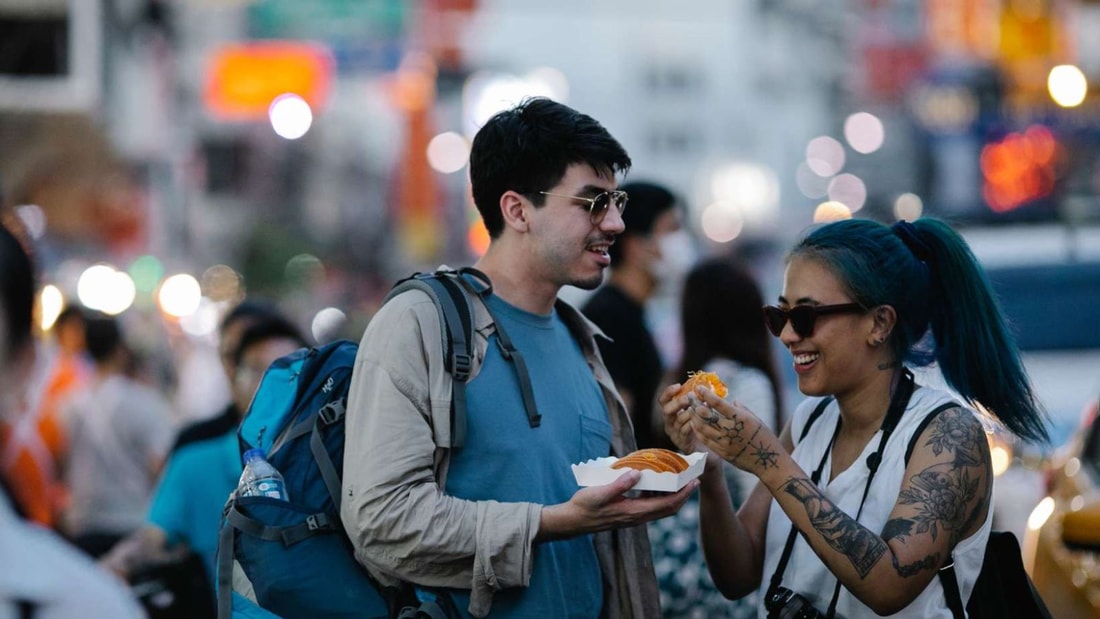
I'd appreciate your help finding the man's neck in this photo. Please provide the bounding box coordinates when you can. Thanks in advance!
[473,254,560,315]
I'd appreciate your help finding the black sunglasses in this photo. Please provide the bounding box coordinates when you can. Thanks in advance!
[540,190,628,223]
[762,303,864,338]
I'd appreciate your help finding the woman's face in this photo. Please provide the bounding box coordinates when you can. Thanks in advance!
[779,256,877,397]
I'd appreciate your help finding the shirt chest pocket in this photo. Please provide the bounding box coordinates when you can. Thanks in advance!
[579,415,613,462]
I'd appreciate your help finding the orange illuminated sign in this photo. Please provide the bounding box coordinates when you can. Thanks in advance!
[203,41,334,120]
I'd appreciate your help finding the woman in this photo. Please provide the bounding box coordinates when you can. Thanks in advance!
[659,218,1048,617]
[649,257,785,618]
[0,224,143,618]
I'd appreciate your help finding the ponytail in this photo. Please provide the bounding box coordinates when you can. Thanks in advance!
[910,219,1049,444]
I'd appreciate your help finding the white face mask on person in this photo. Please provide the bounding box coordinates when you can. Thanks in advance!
[650,230,698,286]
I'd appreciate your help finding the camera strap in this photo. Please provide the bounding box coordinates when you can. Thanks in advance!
[766,368,915,619]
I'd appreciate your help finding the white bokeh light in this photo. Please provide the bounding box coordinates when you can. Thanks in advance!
[700,202,744,243]
[806,136,846,177]
[795,162,829,199]
[463,71,561,137]
[844,112,885,154]
[39,285,64,331]
[710,162,779,223]
[426,131,470,174]
[269,93,314,140]
[311,307,347,343]
[1048,65,1088,108]
[894,193,924,221]
[14,204,46,239]
[158,273,202,318]
[77,265,135,315]
[827,173,867,211]
[180,297,221,337]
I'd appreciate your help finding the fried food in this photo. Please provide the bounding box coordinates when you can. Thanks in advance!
[610,448,689,474]
[676,370,728,399]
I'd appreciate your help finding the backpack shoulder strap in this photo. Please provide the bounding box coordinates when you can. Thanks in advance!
[799,397,834,443]
[388,271,476,449]
[904,401,961,466]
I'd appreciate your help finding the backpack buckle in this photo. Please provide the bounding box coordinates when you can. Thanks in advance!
[318,399,346,426]
[306,513,330,531]
[452,353,472,380]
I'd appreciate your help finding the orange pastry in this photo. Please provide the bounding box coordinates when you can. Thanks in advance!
[677,370,728,399]
[610,448,689,474]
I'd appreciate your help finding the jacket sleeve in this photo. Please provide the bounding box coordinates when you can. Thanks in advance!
[340,293,542,618]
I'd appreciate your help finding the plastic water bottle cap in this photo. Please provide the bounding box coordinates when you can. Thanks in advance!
[243,448,265,463]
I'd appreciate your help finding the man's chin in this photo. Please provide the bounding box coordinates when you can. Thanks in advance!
[571,274,604,291]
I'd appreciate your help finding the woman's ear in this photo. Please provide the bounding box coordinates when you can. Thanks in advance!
[499,191,529,233]
[869,305,897,347]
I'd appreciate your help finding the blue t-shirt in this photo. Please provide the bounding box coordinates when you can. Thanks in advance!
[148,429,242,585]
[444,294,612,618]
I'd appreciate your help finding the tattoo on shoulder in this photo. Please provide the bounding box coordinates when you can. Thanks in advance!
[922,408,986,468]
[783,478,887,578]
[882,517,943,577]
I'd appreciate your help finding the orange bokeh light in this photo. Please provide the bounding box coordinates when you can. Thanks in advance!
[203,41,334,120]
[980,125,1059,212]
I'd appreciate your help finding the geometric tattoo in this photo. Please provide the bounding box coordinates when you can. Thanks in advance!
[783,478,888,577]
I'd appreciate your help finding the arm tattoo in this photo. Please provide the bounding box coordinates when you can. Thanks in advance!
[783,478,887,578]
[883,517,943,577]
[731,425,780,470]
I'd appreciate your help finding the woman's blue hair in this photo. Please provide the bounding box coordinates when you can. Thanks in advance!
[789,217,1049,444]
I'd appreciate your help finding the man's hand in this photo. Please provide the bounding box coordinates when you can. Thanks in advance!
[536,470,697,542]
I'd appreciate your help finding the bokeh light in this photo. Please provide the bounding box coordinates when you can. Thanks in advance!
[710,162,780,223]
[805,136,846,177]
[39,285,64,331]
[795,163,829,199]
[462,70,564,136]
[285,254,324,287]
[1027,497,1055,531]
[813,201,852,222]
[158,273,202,318]
[77,264,136,316]
[827,173,867,211]
[201,264,243,302]
[180,297,221,337]
[311,307,347,344]
[894,193,924,221]
[844,112,885,154]
[700,202,744,243]
[128,255,164,294]
[269,93,313,139]
[980,125,1059,212]
[426,131,470,174]
[1048,65,1087,108]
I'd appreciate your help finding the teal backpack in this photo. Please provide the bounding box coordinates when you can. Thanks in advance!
[215,268,538,619]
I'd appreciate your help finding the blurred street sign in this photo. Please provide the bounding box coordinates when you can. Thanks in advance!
[247,0,408,74]
[202,41,334,120]
[0,0,100,111]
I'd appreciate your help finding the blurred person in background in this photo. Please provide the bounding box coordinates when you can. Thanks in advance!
[660,217,1050,617]
[342,98,693,619]
[63,312,176,558]
[649,256,784,618]
[101,313,306,615]
[581,180,688,450]
[0,223,144,618]
[170,299,280,454]
[0,304,91,528]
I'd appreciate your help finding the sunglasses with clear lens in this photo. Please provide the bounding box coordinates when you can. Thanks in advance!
[539,190,628,223]
[762,303,864,338]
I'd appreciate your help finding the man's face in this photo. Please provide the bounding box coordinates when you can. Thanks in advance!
[527,164,627,291]
[231,336,303,415]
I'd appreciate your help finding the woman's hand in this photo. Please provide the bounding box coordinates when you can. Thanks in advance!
[658,382,707,455]
[689,387,784,477]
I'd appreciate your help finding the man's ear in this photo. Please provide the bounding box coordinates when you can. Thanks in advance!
[499,191,529,233]
[869,305,897,347]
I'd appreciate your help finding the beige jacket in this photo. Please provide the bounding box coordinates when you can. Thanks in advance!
[340,282,661,618]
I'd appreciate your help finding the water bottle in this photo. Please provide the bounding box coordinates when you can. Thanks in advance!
[238,448,289,500]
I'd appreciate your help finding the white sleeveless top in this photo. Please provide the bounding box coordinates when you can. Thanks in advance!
[758,386,992,618]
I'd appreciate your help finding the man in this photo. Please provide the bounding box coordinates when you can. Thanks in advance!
[342,98,695,618]
[62,313,176,558]
[101,313,306,596]
[581,181,686,450]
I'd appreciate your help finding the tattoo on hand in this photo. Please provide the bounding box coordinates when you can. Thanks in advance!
[722,419,746,444]
[783,478,887,577]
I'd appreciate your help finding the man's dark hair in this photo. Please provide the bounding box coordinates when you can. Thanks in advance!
[220,299,280,337]
[55,304,88,330]
[84,313,123,363]
[607,181,678,264]
[232,314,307,368]
[0,225,35,357]
[469,97,631,238]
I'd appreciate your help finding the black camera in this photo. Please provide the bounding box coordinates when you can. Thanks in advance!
[765,586,829,619]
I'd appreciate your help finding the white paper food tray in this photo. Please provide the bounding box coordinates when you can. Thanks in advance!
[572,452,706,492]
